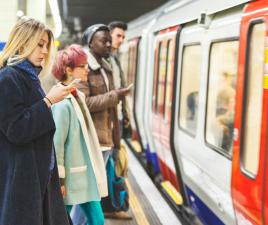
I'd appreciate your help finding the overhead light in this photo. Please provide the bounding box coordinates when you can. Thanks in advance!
[17,10,24,17]
[48,0,62,38]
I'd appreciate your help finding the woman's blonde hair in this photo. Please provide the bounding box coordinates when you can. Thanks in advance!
[0,17,54,71]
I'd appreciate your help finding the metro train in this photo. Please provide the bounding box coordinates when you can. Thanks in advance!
[119,0,268,224]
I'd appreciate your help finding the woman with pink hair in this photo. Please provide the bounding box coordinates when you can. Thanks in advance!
[52,44,107,225]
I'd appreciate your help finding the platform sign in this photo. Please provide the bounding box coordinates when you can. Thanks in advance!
[0,42,5,52]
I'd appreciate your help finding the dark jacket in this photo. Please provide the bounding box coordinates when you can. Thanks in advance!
[110,54,129,121]
[0,66,69,225]
[78,51,120,149]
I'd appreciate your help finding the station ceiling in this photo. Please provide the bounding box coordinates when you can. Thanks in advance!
[58,0,169,34]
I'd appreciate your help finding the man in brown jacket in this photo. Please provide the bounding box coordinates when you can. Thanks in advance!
[79,24,130,162]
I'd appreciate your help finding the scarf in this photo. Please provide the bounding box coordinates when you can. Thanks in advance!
[14,60,46,97]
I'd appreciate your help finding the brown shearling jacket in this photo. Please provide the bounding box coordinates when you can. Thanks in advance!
[78,50,120,149]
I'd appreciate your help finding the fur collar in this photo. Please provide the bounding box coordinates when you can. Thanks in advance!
[87,49,112,72]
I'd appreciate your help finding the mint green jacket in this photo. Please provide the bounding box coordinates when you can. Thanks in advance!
[52,91,108,205]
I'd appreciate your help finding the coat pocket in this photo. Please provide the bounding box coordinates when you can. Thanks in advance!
[69,165,88,191]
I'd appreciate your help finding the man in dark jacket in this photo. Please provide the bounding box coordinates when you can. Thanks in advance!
[108,21,132,139]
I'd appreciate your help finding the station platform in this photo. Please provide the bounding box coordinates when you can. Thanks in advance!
[105,142,181,225]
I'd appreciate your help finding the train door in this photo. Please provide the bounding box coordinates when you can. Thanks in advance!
[231,1,268,225]
[151,27,181,196]
[152,37,168,181]
[160,34,178,189]
[133,37,150,151]
[173,7,244,224]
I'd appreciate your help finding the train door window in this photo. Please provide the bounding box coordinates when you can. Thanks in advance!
[127,41,139,85]
[120,49,129,79]
[153,40,169,115]
[164,38,175,122]
[127,46,133,83]
[131,44,138,84]
[241,22,265,176]
[179,44,201,135]
[205,40,238,156]
[152,41,162,112]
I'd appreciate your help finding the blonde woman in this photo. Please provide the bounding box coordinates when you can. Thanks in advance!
[51,44,107,225]
[0,17,75,225]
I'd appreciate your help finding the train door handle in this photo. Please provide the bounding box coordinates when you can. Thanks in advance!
[217,202,224,213]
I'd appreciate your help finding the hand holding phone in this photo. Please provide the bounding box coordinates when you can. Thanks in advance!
[69,78,81,87]
[116,84,133,97]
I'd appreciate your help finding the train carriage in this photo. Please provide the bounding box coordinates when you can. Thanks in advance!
[121,0,268,224]
[119,1,175,175]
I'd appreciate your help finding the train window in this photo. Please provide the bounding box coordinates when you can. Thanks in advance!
[206,41,238,155]
[153,41,162,112]
[242,22,265,176]
[127,46,132,82]
[164,39,175,121]
[179,44,201,135]
[127,42,138,85]
[155,41,169,114]
[120,50,129,78]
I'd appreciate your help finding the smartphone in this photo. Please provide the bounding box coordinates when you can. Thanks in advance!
[69,78,81,87]
[127,83,133,90]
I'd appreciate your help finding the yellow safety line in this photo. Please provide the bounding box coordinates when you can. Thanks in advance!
[265,48,268,64]
[131,140,142,153]
[126,178,150,225]
[161,181,183,205]
[263,74,268,89]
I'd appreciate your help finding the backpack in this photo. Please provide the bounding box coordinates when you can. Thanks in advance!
[101,156,129,212]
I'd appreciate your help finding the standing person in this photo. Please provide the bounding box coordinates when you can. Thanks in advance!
[79,24,130,166]
[79,24,131,220]
[52,44,107,225]
[0,17,74,225]
[108,21,131,177]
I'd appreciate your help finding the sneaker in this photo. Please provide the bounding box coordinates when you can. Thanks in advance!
[104,211,132,220]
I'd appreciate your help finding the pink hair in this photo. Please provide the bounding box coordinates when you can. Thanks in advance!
[52,44,88,81]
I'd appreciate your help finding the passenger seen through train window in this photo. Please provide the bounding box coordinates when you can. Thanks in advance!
[179,45,201,135]
[216,72,236,150]
[206,41,238,155]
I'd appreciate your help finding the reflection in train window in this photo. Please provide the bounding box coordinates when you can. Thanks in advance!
[179,45,201,135]
[206,41,238,155]
[164,38,175,122]
[242,22,265,176]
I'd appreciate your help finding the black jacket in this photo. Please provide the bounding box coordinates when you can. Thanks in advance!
[0,66,69,225]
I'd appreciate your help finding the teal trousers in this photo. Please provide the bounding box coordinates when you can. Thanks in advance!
[66,201,104,225]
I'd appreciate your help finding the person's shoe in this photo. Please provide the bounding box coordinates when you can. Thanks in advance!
[104,211,132,220]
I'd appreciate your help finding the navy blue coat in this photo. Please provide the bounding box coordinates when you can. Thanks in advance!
[0,66,69,225]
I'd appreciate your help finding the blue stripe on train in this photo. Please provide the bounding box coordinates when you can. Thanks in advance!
[186,186,225,225]
[145,144,160,174]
